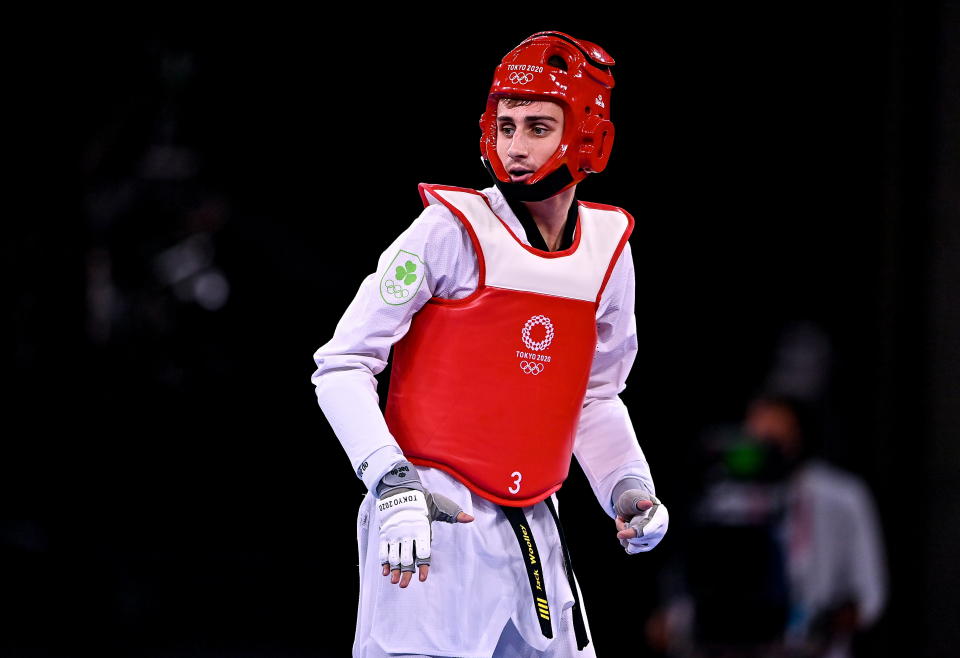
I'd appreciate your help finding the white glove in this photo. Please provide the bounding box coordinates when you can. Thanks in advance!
[614,486,669,554]
[375,460,473,586]
[378,488,433,574]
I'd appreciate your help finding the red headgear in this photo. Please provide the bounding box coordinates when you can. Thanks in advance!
[480,31,616,201]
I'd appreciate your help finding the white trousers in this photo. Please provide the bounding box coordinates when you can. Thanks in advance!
[355,605,598,657]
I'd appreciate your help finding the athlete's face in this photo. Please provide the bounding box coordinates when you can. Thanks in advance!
[495,99,564,183]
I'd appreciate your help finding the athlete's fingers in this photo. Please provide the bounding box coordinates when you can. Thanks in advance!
[391,568,401,585]
[457,511,475,523]
[617,527,638,540]
[389,541,401,572]
[400,538,415,570]
[635,499,654,512]
[615,516,637,539]
[419,564,429,581]
[382,562,390,576]
[400,570,413,588]
[414,535,431,561]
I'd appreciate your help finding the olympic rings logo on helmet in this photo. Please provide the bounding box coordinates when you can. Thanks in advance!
[508,72,535,85]
[521,314,555,352]
[520,361,545,375]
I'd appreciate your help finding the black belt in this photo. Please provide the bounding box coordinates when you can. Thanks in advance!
[499,496,590,651]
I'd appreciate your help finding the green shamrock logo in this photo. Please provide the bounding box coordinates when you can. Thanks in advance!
[395,260,417,286]
[380,250,424,305]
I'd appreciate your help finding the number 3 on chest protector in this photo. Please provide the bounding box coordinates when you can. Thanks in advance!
[509,471,522,494]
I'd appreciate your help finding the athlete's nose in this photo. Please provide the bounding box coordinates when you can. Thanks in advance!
[506,133,529,161]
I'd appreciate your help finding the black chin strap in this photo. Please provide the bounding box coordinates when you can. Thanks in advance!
[484,159,576,203]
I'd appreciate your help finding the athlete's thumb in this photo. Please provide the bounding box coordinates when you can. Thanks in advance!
[426,491,473,524]
[635,499,654,513]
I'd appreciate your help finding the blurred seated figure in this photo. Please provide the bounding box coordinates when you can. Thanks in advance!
[650,395,887,658]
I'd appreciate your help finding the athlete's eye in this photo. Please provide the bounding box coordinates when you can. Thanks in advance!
[499,124,515,137]
[532,125,549,136]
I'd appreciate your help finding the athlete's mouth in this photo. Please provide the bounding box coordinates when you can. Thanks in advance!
[509,169,534,182]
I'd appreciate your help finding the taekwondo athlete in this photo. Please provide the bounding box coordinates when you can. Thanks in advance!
[312,31,668,657]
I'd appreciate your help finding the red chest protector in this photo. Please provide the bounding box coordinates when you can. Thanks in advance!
[384,184,633,506]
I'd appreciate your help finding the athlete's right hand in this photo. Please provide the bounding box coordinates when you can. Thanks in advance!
[375,461,474,588]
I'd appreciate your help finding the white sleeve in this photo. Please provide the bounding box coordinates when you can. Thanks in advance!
[572,240,656,519]
[310,203,476,494]
[844,479,888,627]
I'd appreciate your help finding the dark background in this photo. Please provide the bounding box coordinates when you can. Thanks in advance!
[7,4,959,656]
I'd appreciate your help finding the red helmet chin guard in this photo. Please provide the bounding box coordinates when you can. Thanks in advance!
[479,31,616,199]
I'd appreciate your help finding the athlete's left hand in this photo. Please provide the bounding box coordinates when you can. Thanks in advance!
[614,490,669,553]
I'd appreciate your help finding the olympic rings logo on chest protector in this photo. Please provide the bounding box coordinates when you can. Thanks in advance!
[521,315,555,352]
[520,360,545,375]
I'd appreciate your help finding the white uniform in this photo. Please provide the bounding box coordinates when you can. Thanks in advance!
[312,185,656,657]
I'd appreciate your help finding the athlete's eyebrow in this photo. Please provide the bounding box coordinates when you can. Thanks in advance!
[496,115,560,123]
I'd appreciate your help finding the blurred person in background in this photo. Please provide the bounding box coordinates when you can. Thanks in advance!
[649,394,886,658]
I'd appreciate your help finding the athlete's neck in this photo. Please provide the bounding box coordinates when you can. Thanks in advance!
[523,186,577,252]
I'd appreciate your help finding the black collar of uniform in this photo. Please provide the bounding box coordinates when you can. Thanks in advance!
[503,192,579,253]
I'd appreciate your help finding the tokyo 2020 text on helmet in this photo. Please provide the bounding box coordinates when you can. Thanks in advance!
[480,31,616,202]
